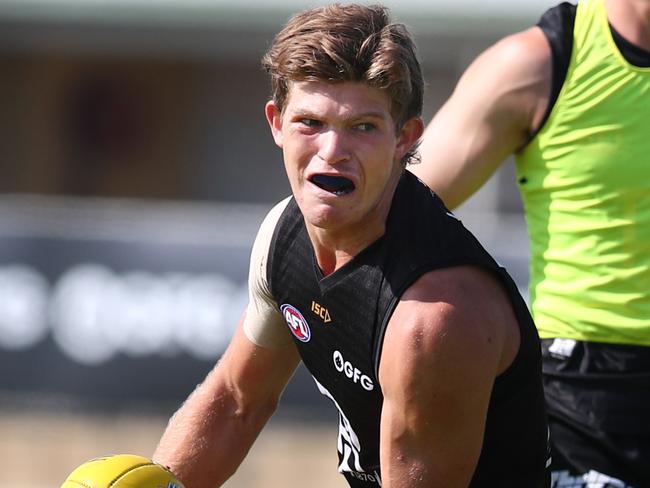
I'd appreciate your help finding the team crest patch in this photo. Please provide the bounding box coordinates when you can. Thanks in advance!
[281,304,311,342]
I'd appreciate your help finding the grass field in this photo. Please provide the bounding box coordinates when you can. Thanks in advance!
[0,409,347,488]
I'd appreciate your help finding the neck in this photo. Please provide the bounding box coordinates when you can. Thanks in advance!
[606,0,650,51]
[307,221,385,276]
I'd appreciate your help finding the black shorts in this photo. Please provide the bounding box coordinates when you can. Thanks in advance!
[541,339,650,488]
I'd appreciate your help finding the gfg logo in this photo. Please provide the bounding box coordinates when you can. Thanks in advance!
[333,350,374,391]
[281,304,311,342]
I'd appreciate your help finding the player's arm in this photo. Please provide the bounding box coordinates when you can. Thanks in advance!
[154,198,297,488]
[410,27,551,209]
[153,314,300,488]
[378,266,520,487]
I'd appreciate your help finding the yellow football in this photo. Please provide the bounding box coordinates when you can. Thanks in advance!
[60,454,185,488]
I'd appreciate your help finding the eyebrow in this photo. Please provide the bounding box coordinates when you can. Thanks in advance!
[290,109,388,121]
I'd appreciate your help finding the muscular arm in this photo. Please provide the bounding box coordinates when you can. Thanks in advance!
[410,27,552,209]
[378,266,520,487]
[153,314,300,488]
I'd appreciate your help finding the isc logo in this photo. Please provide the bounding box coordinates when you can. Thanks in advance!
[311,301,332,323]
[281,304,311,342]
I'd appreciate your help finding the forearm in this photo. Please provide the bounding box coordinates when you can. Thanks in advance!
[381,451,476,488]
[154,373,277,488]
[379,414,479,488]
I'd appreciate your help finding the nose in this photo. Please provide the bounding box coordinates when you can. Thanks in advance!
[317,129,350,165]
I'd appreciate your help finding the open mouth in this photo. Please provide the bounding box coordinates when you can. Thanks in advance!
[310,174,355,196]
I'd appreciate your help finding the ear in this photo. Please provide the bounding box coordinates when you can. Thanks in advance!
[265,100,284,148]
[395,116,424,161]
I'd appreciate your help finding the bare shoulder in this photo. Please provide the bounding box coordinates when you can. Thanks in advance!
[477,26,551,80]
[413,26,553,207]
[379,266,519,388]
[393,265,515,335]
[464,26,552,129]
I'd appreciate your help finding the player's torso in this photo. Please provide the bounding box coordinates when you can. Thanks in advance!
[268,202,386,485]
[268,173,550,487]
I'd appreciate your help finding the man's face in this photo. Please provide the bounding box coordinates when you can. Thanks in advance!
[266,81,422,239]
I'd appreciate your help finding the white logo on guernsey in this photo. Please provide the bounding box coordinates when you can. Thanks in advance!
[333,350,374,391]
[552,469,633,488]
[314,377,382,486]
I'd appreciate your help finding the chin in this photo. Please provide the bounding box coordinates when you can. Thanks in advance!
[301,203,348,229]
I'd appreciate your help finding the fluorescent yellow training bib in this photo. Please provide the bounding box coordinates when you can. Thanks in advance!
[515,0,650,345]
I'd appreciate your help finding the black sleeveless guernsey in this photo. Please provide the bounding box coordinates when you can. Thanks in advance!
[267,171,550,487]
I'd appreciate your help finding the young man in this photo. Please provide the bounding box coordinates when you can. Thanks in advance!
[413,0,650,487]
[153,4,550,487]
